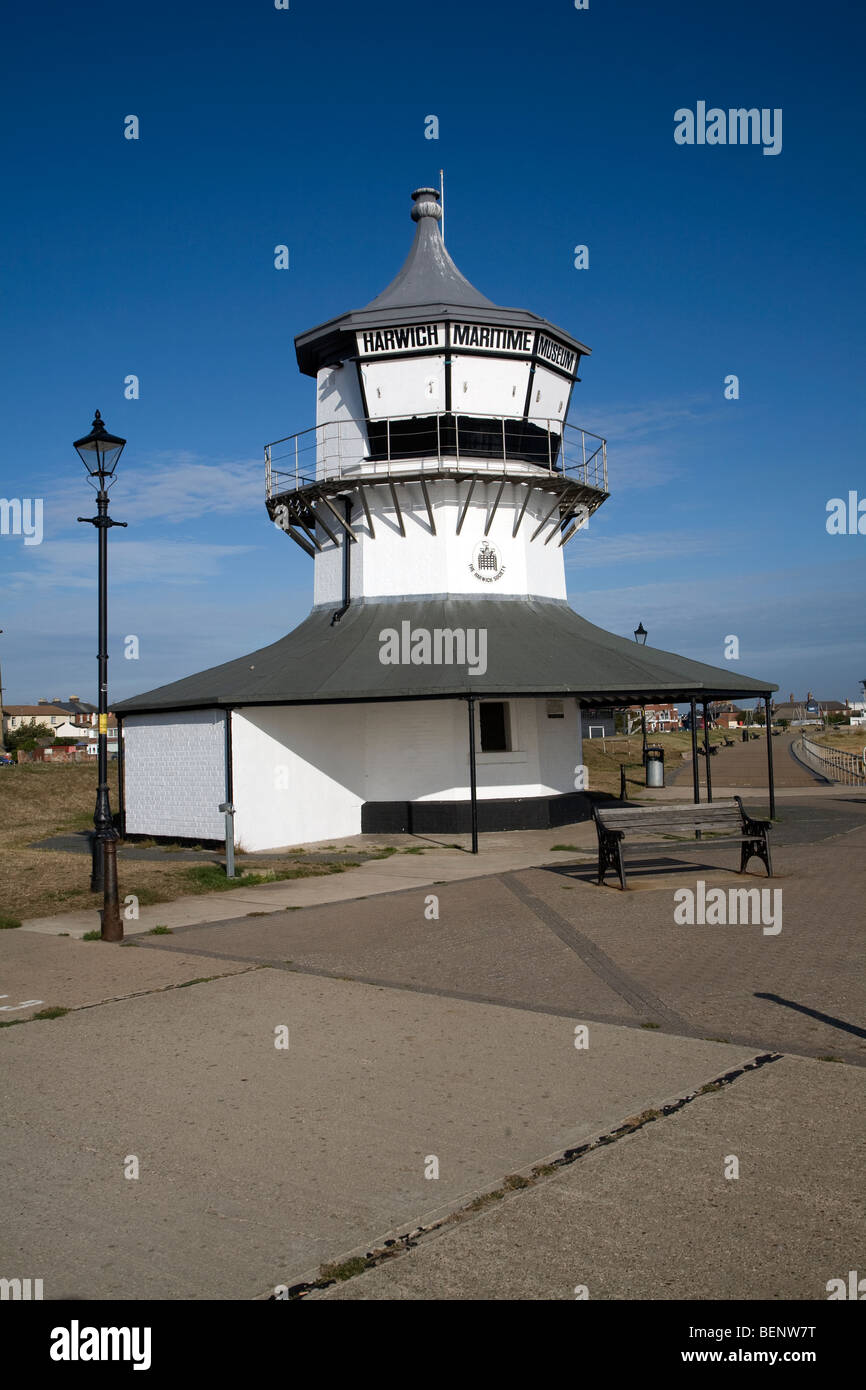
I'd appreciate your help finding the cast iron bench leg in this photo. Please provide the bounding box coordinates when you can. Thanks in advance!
[740,835,772,877]
[617,841,627,890]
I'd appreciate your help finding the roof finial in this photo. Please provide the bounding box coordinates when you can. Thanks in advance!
[410,187,442,223]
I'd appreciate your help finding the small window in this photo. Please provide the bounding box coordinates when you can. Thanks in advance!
[480,701,510,752]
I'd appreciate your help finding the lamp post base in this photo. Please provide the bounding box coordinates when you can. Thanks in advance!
[100,837,123,941]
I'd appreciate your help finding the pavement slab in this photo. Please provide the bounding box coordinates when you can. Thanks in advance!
[17,829,597,938]
[0,930,253,1021]
[133,876,640,1023]
[131,818,866,1065]
[313,1053,866,1301]
[0,969,756,1300]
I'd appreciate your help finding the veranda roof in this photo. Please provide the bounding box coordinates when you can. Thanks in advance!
[114,598,777,715]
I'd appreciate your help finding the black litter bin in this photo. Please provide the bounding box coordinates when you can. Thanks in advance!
[645,745,665,787]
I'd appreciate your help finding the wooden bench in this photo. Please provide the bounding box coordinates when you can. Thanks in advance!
[723,737,736,747]
[592,797,773,890]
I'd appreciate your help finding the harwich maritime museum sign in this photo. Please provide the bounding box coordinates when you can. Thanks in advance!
[355,321,578,378]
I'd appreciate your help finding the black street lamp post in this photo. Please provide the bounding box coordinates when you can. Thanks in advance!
[74,411,127,942]
[633,622,648,760]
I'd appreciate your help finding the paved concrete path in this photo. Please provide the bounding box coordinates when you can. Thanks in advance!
[2,792,863,1300]
[313,1053,866,1301]
[0,970,755,1299]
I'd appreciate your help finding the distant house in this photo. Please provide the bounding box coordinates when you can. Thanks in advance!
[3,704,71,734]
[626,703,681,734]
[581,706,617,738]
[711,703,745,728]
[773,698,844,723]
[3,699,114,741]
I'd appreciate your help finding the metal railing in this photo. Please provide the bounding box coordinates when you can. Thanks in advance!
[797,734,866,785]
[265,413,607,500]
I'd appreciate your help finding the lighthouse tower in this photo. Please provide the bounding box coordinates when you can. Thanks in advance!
[266,186,608,609]
[116,185,776,853]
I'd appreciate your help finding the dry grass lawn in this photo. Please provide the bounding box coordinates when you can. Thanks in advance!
[812,727,866,755]
[582,727,730,797]
[0,762,346,923]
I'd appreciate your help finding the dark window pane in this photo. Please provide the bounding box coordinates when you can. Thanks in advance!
[480,702,508,752]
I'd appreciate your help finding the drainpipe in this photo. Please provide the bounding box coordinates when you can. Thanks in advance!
[331,497,353,625]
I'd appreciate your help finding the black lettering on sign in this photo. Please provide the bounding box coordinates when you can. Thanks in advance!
[357,323,441,356]
[536,334,576,374]
[451,323,534,353]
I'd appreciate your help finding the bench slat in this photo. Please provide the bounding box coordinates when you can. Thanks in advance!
[598,813,741,830]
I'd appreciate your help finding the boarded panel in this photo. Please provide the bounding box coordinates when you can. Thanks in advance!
[123,709,226,840]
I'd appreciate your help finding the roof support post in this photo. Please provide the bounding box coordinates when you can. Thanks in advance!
[467,696,479,855]
[388,479,405,536]
[690,698,700,805]
[296,515,323,550]
[456,477,476,535]
[702,701,713,803]
[484,478,506,536]
[317,492,359,541]
[545,489,581,545]
[765,695,776,819]
[285,525,317,559]
[223,710,236,881]
[309,502,342,547]
[511,483,530,536]
[358,485,375,539]
[530,487,574,543]
[420,477,436,534]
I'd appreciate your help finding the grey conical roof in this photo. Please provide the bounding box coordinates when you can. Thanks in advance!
[362,187,498,313]
[294,187,590,377]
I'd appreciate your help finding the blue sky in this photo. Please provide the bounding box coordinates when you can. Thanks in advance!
[1,0,864,707]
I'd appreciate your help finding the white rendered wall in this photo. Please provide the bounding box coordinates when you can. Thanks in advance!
[229,698,580,851]
[231,706,365,850]
[315,366,368,478]
[312,480,573,606]
[123,710,226,840]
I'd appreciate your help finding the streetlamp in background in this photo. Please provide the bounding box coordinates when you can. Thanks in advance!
[74,411,127,942]
[633,622,648,760]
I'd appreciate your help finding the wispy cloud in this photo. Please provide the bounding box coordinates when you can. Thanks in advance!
[572,395,723,491]
[3,538,256,592]
[566,529,720,568]
[42,454,264,533]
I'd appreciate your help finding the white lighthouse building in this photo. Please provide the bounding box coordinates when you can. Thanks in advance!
[116,187,775,851]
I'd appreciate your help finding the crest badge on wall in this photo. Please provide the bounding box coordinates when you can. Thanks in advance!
[469,540,505,582]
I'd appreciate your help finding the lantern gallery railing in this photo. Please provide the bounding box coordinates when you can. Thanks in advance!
[797,734,866,786]
[265,414,607,500]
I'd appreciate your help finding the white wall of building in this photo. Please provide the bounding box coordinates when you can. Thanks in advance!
[314,365,368,479]
[123,709,227,840]
[312,480,572,607]
[231,705,365,851]
[229,697,581,851]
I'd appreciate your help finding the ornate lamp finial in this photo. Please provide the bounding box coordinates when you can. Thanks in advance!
[411,187,442,222]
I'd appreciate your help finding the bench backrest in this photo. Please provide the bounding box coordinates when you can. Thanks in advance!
[595,800,744,835]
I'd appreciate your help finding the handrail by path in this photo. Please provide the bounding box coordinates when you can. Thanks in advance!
[796,734,866,786]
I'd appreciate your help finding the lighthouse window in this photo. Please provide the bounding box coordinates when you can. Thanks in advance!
[480,701,510,752]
